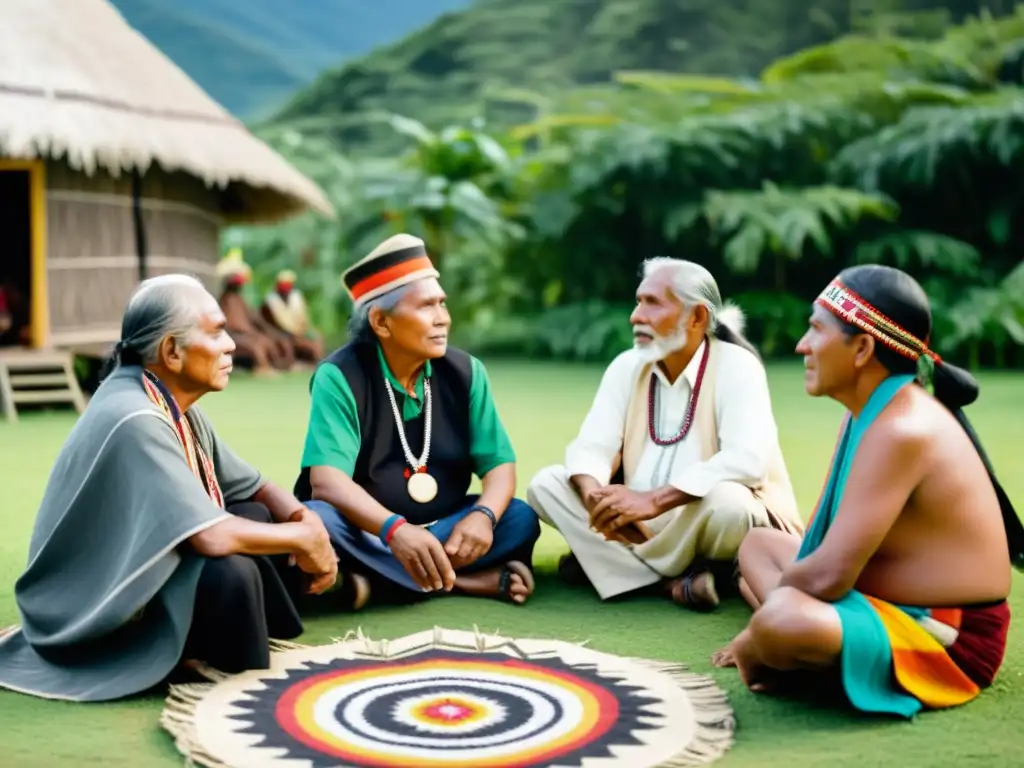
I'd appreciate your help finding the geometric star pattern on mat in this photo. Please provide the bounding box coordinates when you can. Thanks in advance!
[228,651,667,768]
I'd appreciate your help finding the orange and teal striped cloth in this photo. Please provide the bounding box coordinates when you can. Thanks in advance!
[865,598,978,709]
[829,592,1009,717]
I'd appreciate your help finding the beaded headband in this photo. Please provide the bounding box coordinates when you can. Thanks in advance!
[816,279,941,363]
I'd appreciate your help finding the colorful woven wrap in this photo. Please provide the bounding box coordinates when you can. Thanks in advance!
[142,371,224,508]
[797,374,1009,718]
[862,598,976,709]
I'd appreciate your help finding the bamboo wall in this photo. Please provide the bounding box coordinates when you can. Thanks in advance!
[45,161,223,346]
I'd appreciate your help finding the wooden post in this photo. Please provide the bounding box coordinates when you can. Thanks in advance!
[132,169,148,280]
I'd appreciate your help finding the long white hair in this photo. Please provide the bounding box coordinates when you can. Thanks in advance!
[639,257,760,359]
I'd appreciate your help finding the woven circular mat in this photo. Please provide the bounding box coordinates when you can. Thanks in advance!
[161,627,735,768]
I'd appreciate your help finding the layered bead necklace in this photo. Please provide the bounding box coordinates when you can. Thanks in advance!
[646,341,711,487]
[647,340,710,444]
[385,376,438,503]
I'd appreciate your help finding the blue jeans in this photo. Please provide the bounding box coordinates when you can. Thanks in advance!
[305,496,541,594]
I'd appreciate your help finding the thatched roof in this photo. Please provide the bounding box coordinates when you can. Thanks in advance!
[0,0,333,224]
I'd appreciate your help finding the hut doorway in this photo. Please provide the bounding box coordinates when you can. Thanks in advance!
[0,169,32,348]
[0,159,47,349]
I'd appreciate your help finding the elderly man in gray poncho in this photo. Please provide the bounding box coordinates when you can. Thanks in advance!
[0,275,338,702]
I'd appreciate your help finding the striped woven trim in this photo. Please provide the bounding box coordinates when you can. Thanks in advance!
[343,244,439,304]
[816,280,940,363]
[142,373,225,508]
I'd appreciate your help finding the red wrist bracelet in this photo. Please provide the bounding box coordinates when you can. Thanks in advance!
[385,518,407,545]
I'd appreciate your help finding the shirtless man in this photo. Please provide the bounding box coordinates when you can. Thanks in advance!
[714,264,1023,718]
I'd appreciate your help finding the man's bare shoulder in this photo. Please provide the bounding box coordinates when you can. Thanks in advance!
[881,384,958,441]
[861,384,976,482]
[857,386,939,474]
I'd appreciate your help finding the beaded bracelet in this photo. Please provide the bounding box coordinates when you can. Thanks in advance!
[469,504,497,528]
[379,514,406,545]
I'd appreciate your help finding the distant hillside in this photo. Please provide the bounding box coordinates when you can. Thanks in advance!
[272,0,1000,149]
[111,0,472,118]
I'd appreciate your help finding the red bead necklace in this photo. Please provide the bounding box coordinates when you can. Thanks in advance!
[647,340,711,445]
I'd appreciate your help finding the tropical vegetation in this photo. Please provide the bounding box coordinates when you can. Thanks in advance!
[231,3,1024,370]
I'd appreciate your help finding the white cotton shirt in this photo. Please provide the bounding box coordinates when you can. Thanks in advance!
[564,340,781,497]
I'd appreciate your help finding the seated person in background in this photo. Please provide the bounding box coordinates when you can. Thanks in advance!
[528,258,803,612]
[0,283,11,338]
[0,279,29,346]
[261,269,324,363]
[0,275,337,702]
[296,234,541,608]
[217,249,294,375]
[716,264,1023,719]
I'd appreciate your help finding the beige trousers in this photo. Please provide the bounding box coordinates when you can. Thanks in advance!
[527,465,773,600]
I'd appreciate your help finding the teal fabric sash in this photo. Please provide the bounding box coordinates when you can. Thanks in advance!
[796,374,924,718]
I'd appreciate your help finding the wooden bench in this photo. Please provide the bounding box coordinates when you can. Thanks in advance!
[0,348,87,422]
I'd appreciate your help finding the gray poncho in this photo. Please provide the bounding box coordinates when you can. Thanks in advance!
[0,366,264,701]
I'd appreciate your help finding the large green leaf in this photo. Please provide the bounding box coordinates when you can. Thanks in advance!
[761,34,986,89]
[830,100,1024,193]
[703,184,897,272]
[854,230,981,276]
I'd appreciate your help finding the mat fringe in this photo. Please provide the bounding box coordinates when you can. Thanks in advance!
[162,625,735,768]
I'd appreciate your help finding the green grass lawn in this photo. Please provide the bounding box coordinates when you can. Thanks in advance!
[1,360,1021,767]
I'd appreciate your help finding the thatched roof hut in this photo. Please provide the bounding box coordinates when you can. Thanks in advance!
[0,0,333,351]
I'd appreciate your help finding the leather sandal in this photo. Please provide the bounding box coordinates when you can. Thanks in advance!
[325,571,371,611]
[669,571,720,612]
[498,561,535,603]
[557,553,590,586]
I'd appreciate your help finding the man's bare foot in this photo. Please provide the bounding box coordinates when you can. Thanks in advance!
[710,642,738,668]
[666,570,719,612]
[453,561,535,604]
[728,628,777,694]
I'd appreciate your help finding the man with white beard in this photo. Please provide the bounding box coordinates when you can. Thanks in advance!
[528,258,804,611]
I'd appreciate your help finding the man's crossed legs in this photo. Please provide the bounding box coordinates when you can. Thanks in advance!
[528,465,783,611]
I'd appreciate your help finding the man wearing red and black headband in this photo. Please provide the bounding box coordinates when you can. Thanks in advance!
[716,264,1023,720]
[294,234,541,609]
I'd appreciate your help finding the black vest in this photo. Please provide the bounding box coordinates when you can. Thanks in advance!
[294,342,474,525]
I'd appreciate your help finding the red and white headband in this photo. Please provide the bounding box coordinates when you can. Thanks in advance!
[816,279,941,363]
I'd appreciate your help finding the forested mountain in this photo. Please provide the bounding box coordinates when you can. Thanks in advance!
[272,0,1018,148]
[110,0,472,118]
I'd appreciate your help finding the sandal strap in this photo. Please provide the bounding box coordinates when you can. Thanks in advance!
[498,566,512,597]
[680,574,695,605]
[669,575,695,606]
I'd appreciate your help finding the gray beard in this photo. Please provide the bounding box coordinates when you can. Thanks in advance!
[633,326,688,365]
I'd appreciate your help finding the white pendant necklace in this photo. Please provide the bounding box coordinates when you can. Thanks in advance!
[385,376,437,503]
